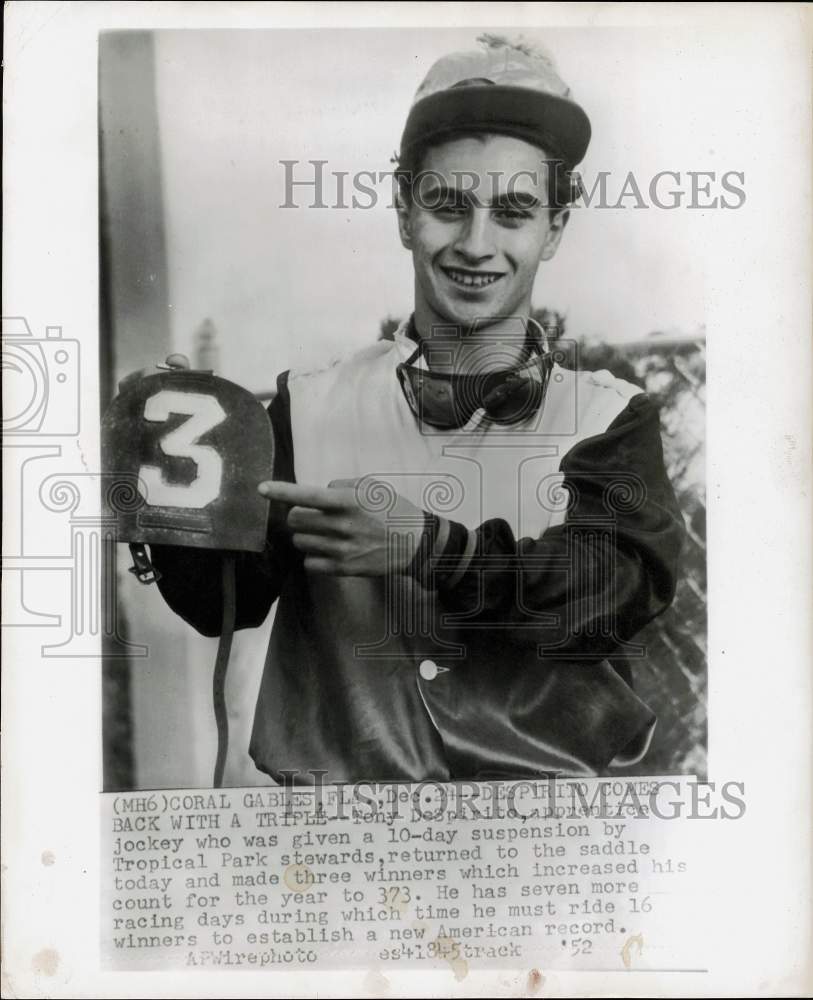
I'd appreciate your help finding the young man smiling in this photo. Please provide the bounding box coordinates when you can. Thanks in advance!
[152,35,684,784]
[396,132,569,377]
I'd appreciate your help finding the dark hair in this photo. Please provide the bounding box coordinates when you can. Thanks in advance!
[395,131,578,214]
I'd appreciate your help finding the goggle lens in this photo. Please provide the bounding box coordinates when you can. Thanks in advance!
[397,354,553,429]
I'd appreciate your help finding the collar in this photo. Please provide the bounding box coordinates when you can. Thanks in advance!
[399,314,545,372]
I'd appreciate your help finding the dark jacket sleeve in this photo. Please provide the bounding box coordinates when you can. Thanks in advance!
[416,393,685,659]
[150,372,297,638]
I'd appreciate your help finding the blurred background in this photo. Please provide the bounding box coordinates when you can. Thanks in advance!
[100,28,706,790]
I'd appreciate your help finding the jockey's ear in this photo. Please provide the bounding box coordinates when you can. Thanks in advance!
[395,182,414,251]
[539,208,570,262]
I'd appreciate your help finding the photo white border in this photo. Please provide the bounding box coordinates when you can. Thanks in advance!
[3,2,811,997]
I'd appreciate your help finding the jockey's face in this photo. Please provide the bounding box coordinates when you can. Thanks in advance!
[397,133,568,330]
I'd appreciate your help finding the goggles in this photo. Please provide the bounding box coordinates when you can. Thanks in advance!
[396,328,554,430]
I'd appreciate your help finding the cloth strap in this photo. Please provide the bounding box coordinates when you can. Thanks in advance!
[212,553,237,788]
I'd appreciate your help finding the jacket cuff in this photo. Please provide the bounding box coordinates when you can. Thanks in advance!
[406,513,477,590]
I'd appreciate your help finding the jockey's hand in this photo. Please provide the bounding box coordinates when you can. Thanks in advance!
[258,477,425,577]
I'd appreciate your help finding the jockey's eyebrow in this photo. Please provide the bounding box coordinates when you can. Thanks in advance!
[417,181,468,205]
[491,190,542,210]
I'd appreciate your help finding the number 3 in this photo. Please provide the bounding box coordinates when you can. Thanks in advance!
[140,390,226,508]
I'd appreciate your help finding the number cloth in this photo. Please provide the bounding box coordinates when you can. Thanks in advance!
[102,369,274,552]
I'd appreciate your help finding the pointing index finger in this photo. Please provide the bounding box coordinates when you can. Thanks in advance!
[258,480,349,511]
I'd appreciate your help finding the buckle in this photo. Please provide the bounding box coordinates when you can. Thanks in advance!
[128,543,161,585]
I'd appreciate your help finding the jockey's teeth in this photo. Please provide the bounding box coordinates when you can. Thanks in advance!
[446,269,500,288]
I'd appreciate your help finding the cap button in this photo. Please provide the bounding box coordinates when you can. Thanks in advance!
[163,353,190,370]
[419,659,438,681]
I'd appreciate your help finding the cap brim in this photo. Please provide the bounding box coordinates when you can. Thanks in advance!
[399,84,591,168]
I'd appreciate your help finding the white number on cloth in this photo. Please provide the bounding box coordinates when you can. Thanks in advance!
[140,390,226,508]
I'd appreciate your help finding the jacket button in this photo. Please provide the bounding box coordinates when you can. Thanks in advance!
[419,659,438,681]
